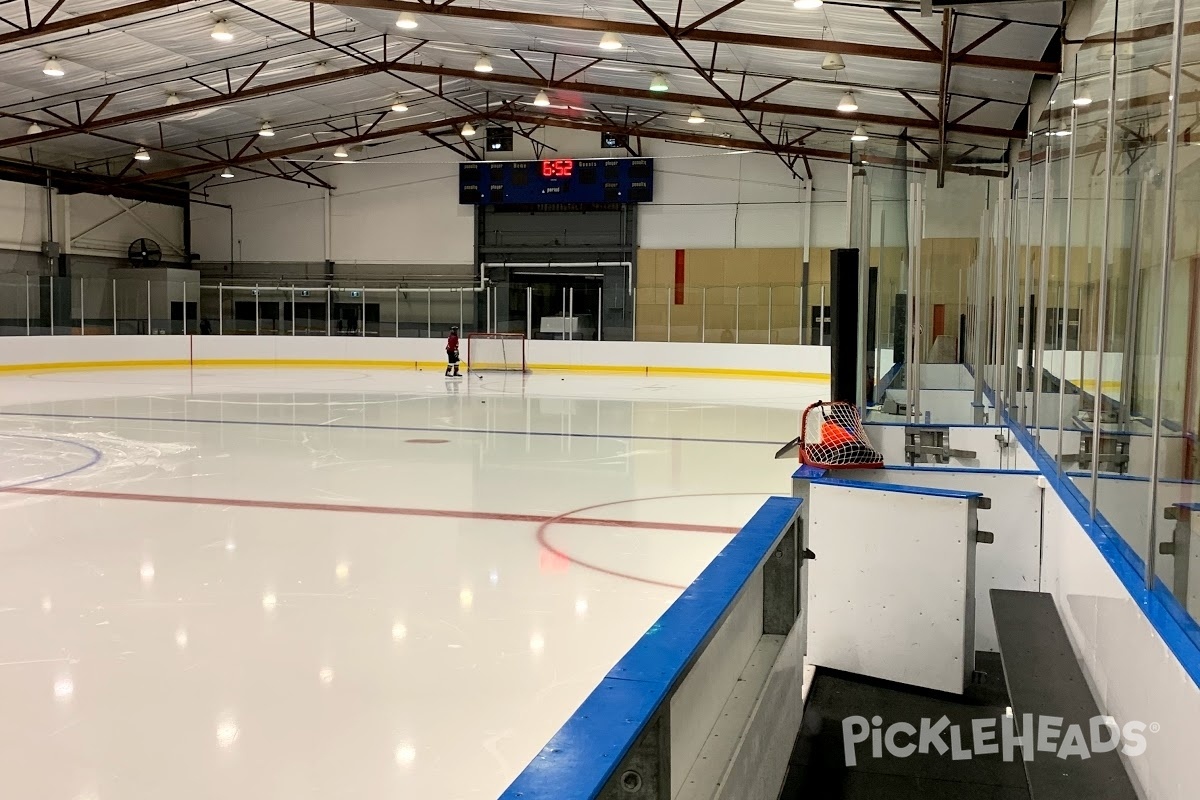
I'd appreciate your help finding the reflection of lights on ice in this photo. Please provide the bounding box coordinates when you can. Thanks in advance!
[139,561,155,583]
[488,568,499,586]
[225,538,237,552]
[262,592,278,611]
[175,628,189,649]
[391,622,407,642]
[41,597,53,613]
[216,715,240,748]
[54,677,75,700]
[458,588,473,610]
[394,742,416,766]
[319,667,334,685]
[335,562,350,582]
[529,632,545,653]
[574,597,589,617]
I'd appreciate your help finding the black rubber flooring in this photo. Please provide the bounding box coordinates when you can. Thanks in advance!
[780,652,1030,800]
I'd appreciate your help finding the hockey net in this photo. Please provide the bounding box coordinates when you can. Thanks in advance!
[466,333,528,372]
[799,400,884,469]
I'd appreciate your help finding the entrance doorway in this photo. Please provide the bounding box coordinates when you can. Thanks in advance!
[499,272,609,340]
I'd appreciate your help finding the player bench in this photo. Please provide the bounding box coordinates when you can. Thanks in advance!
[990,590,1138,800]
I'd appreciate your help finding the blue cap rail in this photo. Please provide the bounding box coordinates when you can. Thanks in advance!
[499,495,803,799]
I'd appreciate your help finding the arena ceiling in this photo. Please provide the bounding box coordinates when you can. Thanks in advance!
[0,0,1065,197]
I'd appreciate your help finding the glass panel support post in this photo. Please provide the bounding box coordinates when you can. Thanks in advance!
[1056,108,1079,466]
[1089,39,1121,519]
[1143,0,1185,588]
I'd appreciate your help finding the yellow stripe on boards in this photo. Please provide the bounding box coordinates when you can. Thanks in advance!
[1074,379,1123,391]
[0,359,188,373]
[0,358,831,382]
[190,359,427,370]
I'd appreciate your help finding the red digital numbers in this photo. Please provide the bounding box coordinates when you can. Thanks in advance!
[541,159,574,178]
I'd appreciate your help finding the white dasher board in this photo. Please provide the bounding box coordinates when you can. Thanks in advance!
[806,480,979,694]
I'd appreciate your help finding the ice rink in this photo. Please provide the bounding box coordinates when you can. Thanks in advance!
[0,367,825,800]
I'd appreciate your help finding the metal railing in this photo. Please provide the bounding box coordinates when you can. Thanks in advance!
[0,275,833,345]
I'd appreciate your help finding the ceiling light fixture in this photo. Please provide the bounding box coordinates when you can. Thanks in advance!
[313,62,329,76]
[599,32,623,50]
[391,97,409,113]
[134,146,150,162]
[258,122,274,137]
[474,55,493,73]
[42,58,64,77]
[395,12,418,30]
[461,121,476,137]
[165,92,180,106]
[1054,129,1072,137]
[27,122,42,135]
[220,166,234,178]
[211,20,233,42]
[822,53,845,71]
[649,73,669,92]
[333,145,349,158]
[837,91,858,112]
[688,108,705,124]
[1072,88,1092,107]
[533,90,550,107]
[850,125,869,142]
[793,0,823,9]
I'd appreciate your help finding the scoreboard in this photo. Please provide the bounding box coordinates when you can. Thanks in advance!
[458,158,654,205]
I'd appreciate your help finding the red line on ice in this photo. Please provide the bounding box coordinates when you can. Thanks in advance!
[0,485,740,535]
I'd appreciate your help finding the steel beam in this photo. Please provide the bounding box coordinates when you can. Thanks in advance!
[936,10,955,188]
[129,111,485,183]
[629,0,802,178]
[292,0,1058,75]
[0,0,180,47]
[375,62,1020,139]
[677,0,753,37]
[2,58,1024,152]
[127,107,1006,186]
[0,61,400,150]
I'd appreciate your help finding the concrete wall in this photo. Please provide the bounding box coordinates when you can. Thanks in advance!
[190,129,849,279]
[0,178,187,328]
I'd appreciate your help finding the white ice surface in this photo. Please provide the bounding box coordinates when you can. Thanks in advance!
[0,368,825,800]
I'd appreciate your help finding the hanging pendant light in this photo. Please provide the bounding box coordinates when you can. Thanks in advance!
[837,92,858,112]
[134,146,151,161]
[533,90,551,107]
[822,53,845,71]
[211,20,234,42]
[850,126,869,142]
[461,122,476,137]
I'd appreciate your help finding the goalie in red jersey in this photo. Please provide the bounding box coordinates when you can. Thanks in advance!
[445,326,461,377]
